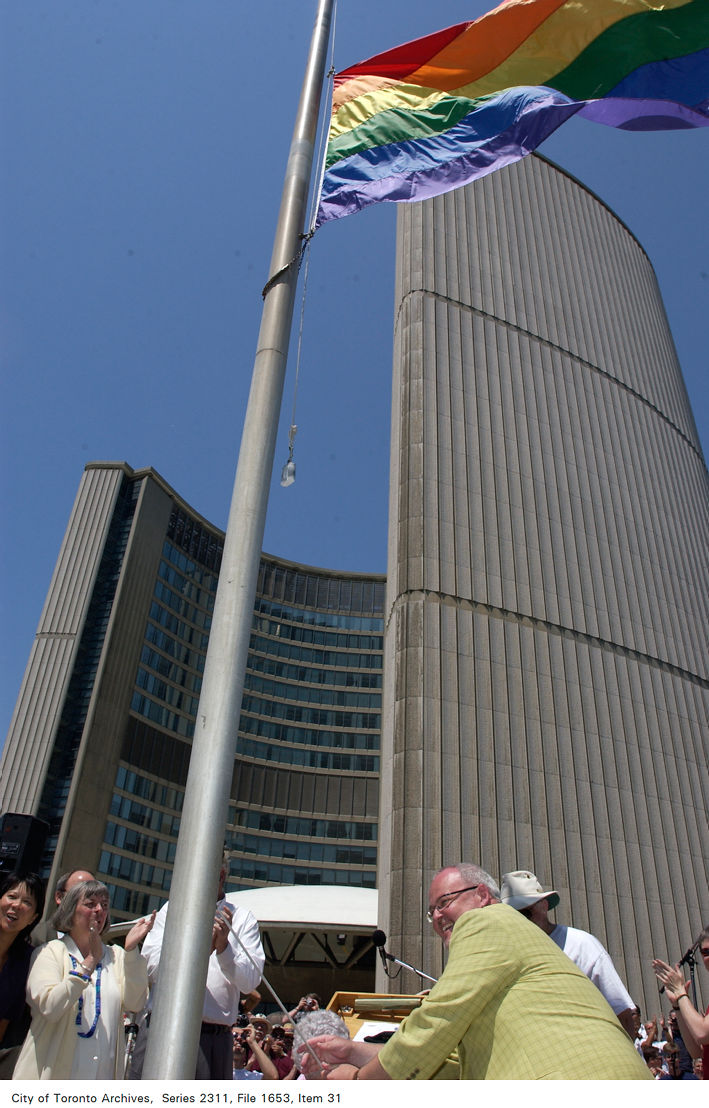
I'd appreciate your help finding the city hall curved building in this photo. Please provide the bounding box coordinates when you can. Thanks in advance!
[1,462,384,916]
[2,156,707,1013]
[380,155,708,1010]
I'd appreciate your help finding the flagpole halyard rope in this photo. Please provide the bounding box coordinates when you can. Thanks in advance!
[276,0,338,484]
[308,0,338,235]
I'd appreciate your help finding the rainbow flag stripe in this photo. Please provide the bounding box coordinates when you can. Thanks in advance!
[316,0,709,225]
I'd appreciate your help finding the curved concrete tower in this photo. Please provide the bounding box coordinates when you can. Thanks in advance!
[379,154,708,1010]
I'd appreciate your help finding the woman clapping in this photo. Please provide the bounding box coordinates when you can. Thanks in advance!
[652,929,709,1079]
[14,880,154,1080]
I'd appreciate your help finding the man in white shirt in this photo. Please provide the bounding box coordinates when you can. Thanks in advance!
[501,869,636,1038]
[135,857,265,1079]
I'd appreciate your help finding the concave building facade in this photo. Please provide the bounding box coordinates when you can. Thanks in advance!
[1,156,707,1013]
[0,463,384,994]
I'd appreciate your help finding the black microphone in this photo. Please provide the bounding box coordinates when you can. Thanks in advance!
[678,942,699,968]
[659,941,698,993]
[372,929,390,976]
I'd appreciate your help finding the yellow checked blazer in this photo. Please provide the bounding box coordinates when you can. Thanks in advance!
[378,904,651,1080]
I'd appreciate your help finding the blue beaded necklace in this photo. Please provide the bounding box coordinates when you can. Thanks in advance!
[69,955,103,1038]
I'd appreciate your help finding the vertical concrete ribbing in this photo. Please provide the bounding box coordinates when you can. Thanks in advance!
[380,155,709,1008]
[0,466,125,814]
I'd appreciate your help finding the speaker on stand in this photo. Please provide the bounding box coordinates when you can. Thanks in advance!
[0,812,50,875]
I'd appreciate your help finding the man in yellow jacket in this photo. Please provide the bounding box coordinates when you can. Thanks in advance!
[301,863,652,1080]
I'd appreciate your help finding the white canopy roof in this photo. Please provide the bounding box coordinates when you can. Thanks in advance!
[227,884,378,931]
[108,885,378,938]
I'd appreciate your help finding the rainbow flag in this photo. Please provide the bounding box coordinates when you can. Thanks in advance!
[316,0,709,225]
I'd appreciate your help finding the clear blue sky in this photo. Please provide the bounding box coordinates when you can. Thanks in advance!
[2,1,707,743]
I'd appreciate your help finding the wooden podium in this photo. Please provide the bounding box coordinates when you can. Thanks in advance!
[326,991,422,1038]
[326,991,460,1079]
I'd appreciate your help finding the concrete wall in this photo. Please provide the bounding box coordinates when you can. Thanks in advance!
[0,465,125,815]
[52,474,174,884]
[379,155,709,1012]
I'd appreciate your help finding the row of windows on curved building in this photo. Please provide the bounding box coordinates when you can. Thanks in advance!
[88,483,386,916]
[0,464,384,919]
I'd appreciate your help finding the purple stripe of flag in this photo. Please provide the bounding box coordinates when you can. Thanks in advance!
[317,86,581,225]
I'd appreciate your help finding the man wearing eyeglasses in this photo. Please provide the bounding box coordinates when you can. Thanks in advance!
[299,863,651,1080]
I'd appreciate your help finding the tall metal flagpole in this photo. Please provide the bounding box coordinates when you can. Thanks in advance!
[142,0,334,1079]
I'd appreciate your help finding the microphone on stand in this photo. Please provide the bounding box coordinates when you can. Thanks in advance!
[371,929,439,985]
[372,929,390,976]
[659,940,698,995]
[678,941,699,968]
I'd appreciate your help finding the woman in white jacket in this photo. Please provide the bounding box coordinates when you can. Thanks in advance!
[14,880,154,1080]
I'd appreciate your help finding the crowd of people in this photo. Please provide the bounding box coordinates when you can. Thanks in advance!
[1,861,707,1081]
[229,998,340,1080]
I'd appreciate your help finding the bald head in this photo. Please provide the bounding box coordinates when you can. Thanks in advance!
[55,869,94,907]
[427,864,501,946]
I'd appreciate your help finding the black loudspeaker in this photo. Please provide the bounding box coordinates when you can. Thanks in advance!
[0,812,50,875]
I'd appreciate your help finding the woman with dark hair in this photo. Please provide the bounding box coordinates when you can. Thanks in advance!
[13,880,154,1080]
[0,872,45,1076]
